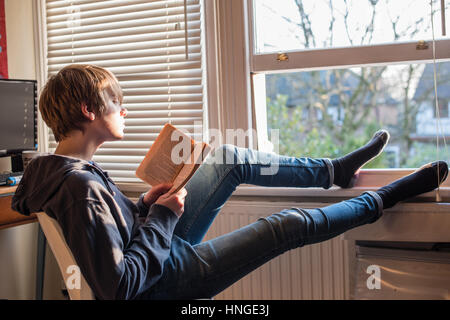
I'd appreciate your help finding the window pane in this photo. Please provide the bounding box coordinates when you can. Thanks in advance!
[253,0,449,54]
[265,61,450,168]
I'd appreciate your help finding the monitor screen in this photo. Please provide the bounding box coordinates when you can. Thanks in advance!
[0,79,37,155]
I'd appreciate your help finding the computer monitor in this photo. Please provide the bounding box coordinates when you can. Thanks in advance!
[0,79,38,171]
[0,79,38,154]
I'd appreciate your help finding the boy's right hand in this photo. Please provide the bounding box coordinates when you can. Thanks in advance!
[155,187,188,217]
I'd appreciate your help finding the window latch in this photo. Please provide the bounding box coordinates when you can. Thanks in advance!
[416,40,429,50]
[276,53,289,62]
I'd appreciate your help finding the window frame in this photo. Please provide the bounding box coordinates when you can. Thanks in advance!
[239,0,450,197]
[33,0,49,156]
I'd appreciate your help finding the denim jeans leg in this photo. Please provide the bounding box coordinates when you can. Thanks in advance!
[143,192,382,299]
[175,144,334,244]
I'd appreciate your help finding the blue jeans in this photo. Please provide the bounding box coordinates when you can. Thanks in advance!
[139,145,383,299]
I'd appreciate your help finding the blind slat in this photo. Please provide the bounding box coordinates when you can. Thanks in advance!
[48,37,201,57]
[48,12,198,37]
[47,0,199,17]
[122,124,200,134]
[48,21,201,44]
[46,3,200,26]
[48,53,202,72]
[47,29,201,50]
[120,77,201,88]
[124,117,202,126]
[123,86,203,95]
[116,69,202,81]
[48,61,202,77]
[46,0,97,9]
[48,45,201,64]
[123,102,203,110]
[123,93,203,103]
[125,110,203,118]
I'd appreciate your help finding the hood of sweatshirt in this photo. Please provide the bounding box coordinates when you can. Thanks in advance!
[12,154,116,216]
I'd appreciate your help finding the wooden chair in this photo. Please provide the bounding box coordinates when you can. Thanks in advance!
[36,212,95,300]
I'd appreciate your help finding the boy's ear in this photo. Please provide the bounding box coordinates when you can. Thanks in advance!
[81,103,96,121]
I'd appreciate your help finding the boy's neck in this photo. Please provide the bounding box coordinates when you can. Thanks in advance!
[54,131,102,161]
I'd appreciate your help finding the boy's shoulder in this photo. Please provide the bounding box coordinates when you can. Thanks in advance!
[27,154,114,198]
[64,166,110,190]
[56,168,116,208]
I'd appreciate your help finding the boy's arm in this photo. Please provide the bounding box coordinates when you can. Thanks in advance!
[56,196,178,300]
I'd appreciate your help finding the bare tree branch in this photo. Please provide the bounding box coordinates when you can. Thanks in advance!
[361,0,378,45]
[343,0,354,46]
[294,0,316,48]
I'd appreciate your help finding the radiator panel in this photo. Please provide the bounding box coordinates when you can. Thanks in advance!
[202,200,350,300]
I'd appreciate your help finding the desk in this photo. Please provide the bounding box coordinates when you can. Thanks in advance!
[0,186,46,300]
[0,186,37,228]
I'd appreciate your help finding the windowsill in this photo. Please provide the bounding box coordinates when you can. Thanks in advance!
[119,168,450,203]
[231,185,450,202]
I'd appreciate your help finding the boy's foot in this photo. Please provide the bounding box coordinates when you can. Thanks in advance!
[376,161,449,209]
[332,130,390,188]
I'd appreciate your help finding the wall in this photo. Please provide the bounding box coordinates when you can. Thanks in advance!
[0,0,37,300]
[4,0,35,79]
[0,0,63,300]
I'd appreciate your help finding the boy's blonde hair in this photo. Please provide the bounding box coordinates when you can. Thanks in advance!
[39,64,123,142]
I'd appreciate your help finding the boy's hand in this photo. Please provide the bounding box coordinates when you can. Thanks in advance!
[155,187,188,217]
[143,183,173,207]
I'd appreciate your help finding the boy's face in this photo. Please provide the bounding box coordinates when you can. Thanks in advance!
[94,88,127,141]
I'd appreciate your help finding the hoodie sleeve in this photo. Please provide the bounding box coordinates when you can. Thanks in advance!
[56,195,179,300]
[136,193,150,218]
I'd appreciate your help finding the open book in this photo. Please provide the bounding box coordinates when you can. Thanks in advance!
[135,123,211,194]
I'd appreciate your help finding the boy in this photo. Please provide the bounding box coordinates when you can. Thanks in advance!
[12,64,448,299]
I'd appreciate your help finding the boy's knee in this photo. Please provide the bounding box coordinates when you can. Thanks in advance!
[259,208,306,248]
[210,144,238,166]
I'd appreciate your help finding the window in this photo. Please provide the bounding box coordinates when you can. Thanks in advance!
[37,0,206,185]
[250,0,450,169]
[253,0,448,53]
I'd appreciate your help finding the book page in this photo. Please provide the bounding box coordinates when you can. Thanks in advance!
[135,123,192,186]
[140,151,183,185]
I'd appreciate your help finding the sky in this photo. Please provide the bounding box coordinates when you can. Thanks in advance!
[253,0,449,53]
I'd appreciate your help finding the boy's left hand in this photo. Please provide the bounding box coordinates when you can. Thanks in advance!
[143,183,173,207]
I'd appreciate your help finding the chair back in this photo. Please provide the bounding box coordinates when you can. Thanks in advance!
[36,212,95,300]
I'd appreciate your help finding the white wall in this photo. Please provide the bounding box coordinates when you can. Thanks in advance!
[0,0,63,300]
[5,0,35,79]
[0,0,37,300]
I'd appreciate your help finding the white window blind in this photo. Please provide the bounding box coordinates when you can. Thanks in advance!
[43,0,205,183]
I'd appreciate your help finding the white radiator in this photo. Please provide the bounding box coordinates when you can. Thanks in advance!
[203,200,351,300]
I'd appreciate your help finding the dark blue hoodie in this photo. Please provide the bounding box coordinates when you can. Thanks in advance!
[11,154,179,299]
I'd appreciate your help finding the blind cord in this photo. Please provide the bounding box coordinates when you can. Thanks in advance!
[430,0,448,202]
[166,2,172,125]
[184,0,189,60]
